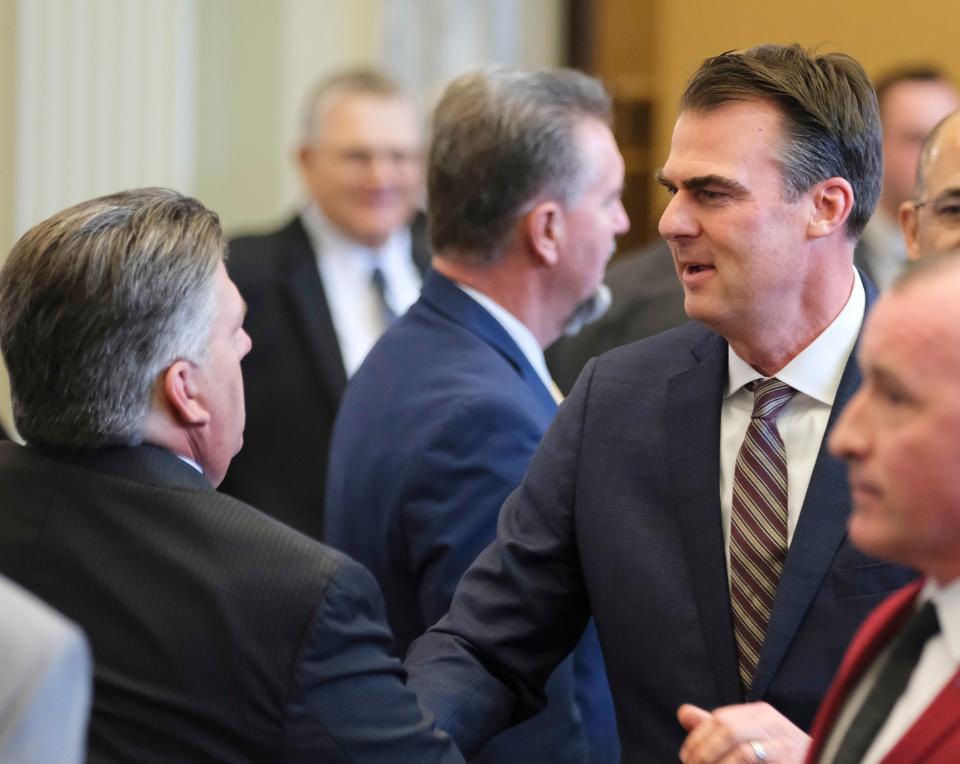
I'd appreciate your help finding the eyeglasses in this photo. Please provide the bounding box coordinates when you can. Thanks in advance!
[912,191,960,225]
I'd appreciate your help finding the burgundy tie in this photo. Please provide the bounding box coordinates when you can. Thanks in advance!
[729,378,796,693]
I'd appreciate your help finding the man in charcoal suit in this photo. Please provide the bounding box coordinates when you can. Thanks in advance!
[405,45,916,763]
[221,69,427,539]
[0,188,462,762]
[326,67,627,763]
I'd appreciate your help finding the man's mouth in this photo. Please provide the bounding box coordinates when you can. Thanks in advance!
[687,264,712,274]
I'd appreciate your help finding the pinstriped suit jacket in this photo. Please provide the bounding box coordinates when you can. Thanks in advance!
[0,442,461,763]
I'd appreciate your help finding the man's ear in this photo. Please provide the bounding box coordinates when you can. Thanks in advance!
[162,360,210,426]
[899,199,922,260]
[807,177,854,239]
[524,200,564,266]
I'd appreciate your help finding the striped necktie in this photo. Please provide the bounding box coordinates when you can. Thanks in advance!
[729,378,796,693]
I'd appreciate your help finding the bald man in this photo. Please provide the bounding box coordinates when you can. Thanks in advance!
[900,110,960,261]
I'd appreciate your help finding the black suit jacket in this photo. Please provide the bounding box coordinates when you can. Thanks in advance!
[221,213,430,539]
[0,441,461,763]
[407,279,915,761]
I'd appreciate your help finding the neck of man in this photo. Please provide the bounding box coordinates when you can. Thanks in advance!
[725,259,855,377]
[432,254,558,349]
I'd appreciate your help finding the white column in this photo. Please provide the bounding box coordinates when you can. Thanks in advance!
[14,0,197,236]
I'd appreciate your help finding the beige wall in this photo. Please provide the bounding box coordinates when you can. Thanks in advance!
[0,0,14,434]
[648,0,960,227]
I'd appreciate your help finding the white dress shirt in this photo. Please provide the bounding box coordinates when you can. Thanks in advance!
[455,284,559,403]
[821,577,960,763]
[301,203,422,377]
[719,269,865,568]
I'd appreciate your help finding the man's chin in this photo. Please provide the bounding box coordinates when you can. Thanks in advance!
[562,284,612,337]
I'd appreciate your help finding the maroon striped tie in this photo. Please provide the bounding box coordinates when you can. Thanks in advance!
[730,378,796,693]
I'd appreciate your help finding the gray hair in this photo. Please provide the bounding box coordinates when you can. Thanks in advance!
[680,44,882,240]
[301,68,407,145]
[0,187,224,448]
[427,67,612,265]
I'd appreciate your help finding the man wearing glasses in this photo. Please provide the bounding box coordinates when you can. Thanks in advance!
[901,110,960,260]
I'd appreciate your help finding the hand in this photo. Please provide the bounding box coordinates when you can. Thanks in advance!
[677,702,810,764]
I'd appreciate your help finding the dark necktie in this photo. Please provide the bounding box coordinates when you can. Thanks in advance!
[370,266,397,326]
[831,600,940,764]
[729,378,796,693]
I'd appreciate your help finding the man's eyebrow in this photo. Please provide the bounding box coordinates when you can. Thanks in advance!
[655,171,748,196]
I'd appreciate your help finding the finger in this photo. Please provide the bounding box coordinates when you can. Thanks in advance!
[678,703,712,731]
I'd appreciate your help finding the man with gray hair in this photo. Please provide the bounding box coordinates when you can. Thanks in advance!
[0,188,463,762]
[325,67,627,762]
[222,68,427,541]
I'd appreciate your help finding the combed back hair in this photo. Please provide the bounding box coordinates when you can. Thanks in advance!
[301,68,406,145]
[0,187,224,449]
[875,65,955,108]
[680,44,882,239]
[427,67,612,265]
[914,110,960,198]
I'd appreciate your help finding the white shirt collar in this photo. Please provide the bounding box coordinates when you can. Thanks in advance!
[726,268,866,404]
[922,577,960,665]
[176,454,203,474]
[454,283,554,395]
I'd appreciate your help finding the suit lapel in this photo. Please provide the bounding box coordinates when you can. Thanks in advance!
[420,272,557,413]
[750,275,877,700]
[668,330,743,706]
[276,218,348,405]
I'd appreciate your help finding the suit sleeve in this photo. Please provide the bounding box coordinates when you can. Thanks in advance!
[399,393,546,630]
[404,360,599,760]
[284,557,464,763]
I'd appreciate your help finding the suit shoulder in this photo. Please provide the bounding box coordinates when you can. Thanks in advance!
[595,321,717,376]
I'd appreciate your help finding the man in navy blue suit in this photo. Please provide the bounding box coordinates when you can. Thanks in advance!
[404,45,917,763]
[325,68,629,762]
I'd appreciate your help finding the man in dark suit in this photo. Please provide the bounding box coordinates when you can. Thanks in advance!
[221,69,428,539]
[405,45,916,762]
[326,68,628,762]
[0,188,462,762]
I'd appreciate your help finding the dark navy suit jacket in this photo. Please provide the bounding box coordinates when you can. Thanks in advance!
[406,277,916,761]
[326,271,618,763]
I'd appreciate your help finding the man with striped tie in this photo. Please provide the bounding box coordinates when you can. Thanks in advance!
[405,44,916,763]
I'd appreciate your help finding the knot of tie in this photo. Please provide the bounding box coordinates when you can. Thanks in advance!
[749,378,795,422]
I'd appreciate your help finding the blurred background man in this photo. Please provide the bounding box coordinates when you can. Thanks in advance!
[220,69,427,540]
[326,66,627,763]
[808,252,960,763]
[855,66,958,288]
[901,109,960,261]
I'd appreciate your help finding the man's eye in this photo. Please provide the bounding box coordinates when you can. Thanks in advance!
[935,203,960,219]
[696,189,725,202]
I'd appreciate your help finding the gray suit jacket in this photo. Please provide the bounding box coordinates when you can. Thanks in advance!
[0,574,90,764]
[407,288,915,761]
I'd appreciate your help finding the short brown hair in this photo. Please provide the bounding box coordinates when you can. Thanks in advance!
[0,188,224,448]
[680,44,882,239]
